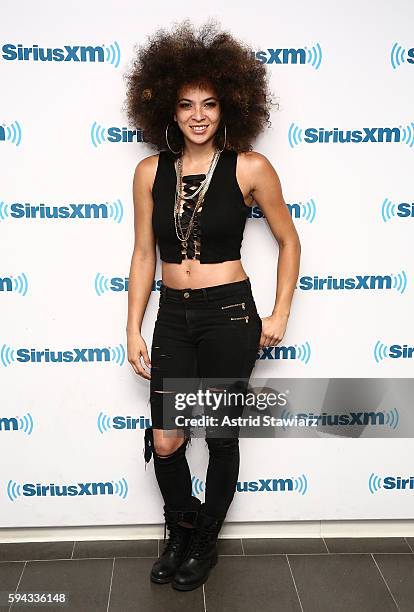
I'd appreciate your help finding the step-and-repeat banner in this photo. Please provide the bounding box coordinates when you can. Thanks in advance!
[1,1,413,526]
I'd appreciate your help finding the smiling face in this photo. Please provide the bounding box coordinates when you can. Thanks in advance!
[173,81,222,149]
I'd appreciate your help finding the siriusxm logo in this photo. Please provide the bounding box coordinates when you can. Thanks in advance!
[381,198,414,222]
[369,473,414,493]
[192,474,308,496]
[254,197,414,224]
[0,273,28,295]
[258,342,311,363]
[252,43,322,69]
[390,43,414,69]
[0,413,34,434]
[280,407,399,431]
[95,277,163,296]
[247,199,316,223]
[95,274,128,295]
[288,122,414,148]
[1,42,121,67]
[7,478,128,501]
[299,270,407,293]
[91,122,144,146]
[374,341,414,363]
[0,199,124,223]
[0,121,22,146]
[0,343,125,367]
[97,413,151,433]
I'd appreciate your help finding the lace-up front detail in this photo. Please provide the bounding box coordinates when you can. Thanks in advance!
[162,520,185,553]
[152,149,250,263]
[177,174,206,260]
[186,524,212,558]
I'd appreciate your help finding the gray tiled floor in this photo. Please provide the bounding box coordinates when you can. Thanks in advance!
[0,537,413,611]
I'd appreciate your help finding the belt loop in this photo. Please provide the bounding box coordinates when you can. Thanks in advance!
[202,287,209,301]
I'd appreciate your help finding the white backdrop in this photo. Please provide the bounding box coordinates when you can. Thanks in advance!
[1,0,413,527]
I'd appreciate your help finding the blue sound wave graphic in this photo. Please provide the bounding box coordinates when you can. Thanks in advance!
[368,472,382,494]
[401,123,414,147]
[192,476,205,496]
[108,199,124,223]
[373,340,389,363]
[294,341,311,364]
[11,272,29,296]
[18,412,34,435]
[97,411,112,433]
[113,477,128,498]
[103,41,121,68]
[288,123,303,148]
[90,122,107,147]
[381,197,397,222]
[305,43,322,70]
[385,408,399,430]
[300,198,317,223]
[94,273,111,296]
[2,121,22,146]
[391,270,407,294]
[293,474,308,495]
[0,344,16,367]
[111,344,126,366]
[390,42,406,69]
[0,201,9,221]
[7,480,22,501]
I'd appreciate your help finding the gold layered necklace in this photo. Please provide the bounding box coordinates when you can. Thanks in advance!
[173,148,221,257]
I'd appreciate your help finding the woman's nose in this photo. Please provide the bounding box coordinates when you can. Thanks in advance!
[192,109,205,120]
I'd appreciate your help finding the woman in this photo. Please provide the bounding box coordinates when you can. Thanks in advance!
[124,19,301,591]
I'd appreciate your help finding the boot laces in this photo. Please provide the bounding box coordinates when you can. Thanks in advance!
[162,519,187,554]
[186,524,213,558]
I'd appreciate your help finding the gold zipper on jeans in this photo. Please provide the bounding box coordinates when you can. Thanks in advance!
[221,302,246,310]
[230,315,249,323]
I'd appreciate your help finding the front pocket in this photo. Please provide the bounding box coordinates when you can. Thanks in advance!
[230,314,250,323]
[218,296,256,322]
[220,301,247,311]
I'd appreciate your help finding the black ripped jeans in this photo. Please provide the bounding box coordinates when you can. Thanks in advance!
[146,277,262,520]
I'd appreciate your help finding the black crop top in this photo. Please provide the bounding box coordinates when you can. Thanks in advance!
[151,148,251,263]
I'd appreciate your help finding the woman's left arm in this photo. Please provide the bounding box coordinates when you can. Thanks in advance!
[247,152,301,348]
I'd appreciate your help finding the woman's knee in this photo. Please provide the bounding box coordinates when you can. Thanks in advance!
[153,428,188,457]
[206,437,239,457]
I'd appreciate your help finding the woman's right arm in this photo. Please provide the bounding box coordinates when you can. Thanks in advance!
[126,154,158,380]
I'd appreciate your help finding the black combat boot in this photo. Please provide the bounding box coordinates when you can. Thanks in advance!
[172,503,224,591]
[150,496,201,584]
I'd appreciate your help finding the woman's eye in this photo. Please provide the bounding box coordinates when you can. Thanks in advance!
[179,102,216,108]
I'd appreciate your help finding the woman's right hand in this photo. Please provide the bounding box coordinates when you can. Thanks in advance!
[127,331,151,380]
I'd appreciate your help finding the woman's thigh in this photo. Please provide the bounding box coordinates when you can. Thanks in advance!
[195,295,262,379]
[194,295,262,434]
[149,305,199,430]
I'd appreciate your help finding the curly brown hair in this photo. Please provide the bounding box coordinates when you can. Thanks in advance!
[122,18,278,153]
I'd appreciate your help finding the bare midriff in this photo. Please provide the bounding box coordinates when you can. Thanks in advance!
[161,259,249,290]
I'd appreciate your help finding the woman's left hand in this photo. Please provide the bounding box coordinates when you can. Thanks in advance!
[258,313,289,349]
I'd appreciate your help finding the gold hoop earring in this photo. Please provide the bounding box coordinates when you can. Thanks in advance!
[216,123,227,152]
[165,121,182,154]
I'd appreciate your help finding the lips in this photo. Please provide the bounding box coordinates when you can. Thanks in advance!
[190,125,208,133]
